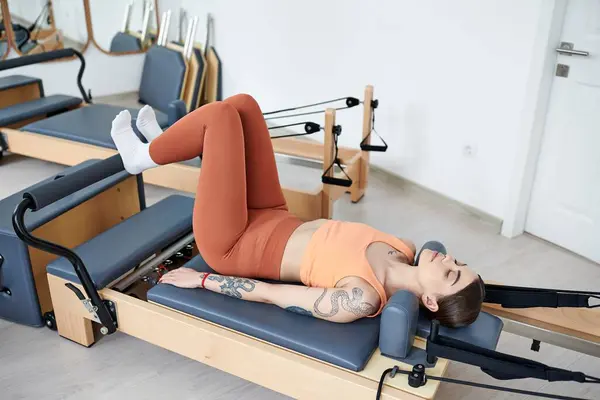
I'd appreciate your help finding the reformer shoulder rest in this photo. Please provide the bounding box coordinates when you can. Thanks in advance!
[47,195,194,289]
[0,159,139,326]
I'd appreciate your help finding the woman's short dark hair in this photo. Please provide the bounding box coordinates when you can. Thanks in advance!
[426,275,486,328]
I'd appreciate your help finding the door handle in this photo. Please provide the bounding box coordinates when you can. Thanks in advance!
[556,42,589,57]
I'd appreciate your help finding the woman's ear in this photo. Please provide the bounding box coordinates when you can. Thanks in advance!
[421,294,439,313]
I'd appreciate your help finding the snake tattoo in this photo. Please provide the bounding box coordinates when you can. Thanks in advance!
[313,287,377,318]
[207,275,257,299]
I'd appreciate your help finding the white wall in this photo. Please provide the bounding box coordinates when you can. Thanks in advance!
[2,0,550,220]
[6,0,48,26]
[0,0,147,97]
[88,0,159,51]
[0,45,146,98]
[8,0,88,46]
[166,0,545,219]
[52,0,88,46]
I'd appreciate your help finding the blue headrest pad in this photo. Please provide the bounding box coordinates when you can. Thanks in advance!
[109,32,142,53]
[417,310,503,351]
[379,290,419,359]
[147,255,381,371]
[138,46,186,112]
[379,290,504,357]
[415,240,447,266]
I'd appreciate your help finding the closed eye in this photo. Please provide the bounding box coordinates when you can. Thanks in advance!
[451,270,461,286]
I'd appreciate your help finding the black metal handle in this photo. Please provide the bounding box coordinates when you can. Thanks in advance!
[23,155,125,211]
[0,254,10,297]
[360,143,388,152]
[12,198,117,334]
[322,176,353,188]
[65,283,86,301]
[0,48,91,103]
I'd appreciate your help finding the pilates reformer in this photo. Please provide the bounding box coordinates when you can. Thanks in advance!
[5,156,453,400]
[107,0,156,54]
[2,156,598,400]
[0,49,381,221]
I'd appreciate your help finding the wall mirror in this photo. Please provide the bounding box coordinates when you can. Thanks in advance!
[89,0,159,54]
[0,1,10,59]
[6,0,88,56]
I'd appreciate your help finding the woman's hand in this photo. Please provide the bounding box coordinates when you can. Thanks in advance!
[159,267,204,289]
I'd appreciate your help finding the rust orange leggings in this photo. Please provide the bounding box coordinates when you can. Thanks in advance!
[148,94,303,280]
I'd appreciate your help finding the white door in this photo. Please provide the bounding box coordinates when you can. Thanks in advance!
[526,0,600,263]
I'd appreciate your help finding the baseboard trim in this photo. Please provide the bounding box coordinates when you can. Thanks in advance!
[369,164,503,230]
[266,123,503,229]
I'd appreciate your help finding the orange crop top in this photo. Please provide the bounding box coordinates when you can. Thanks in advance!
[299,220,415,317]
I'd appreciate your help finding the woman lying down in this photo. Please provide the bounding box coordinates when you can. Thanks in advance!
[111,94,485,327]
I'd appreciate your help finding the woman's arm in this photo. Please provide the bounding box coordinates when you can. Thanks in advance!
[159,267,380,323]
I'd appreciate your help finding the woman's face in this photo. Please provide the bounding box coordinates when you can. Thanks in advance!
[416,249,478,312]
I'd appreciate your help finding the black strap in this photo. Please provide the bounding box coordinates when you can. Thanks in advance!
[268,122,321,139]
[360,99,388,152]
[264,105,356,121]
[484,284,600,309]
[426,321,590,384]
[321,125,353,188]
[376,365,593,400]
[263,96,359,117]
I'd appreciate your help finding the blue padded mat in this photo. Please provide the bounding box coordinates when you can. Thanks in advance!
[0,75,41,92]
[47,195,194,289]
[138,46,186,112]
[0,95,82,126]
[110,32,142,53]
[21,104,168,149]
[147,255,381,372]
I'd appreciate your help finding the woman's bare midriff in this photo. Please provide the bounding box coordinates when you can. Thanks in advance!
[279,218,328,282]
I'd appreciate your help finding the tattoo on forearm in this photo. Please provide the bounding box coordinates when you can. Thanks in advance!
[285,306,313,317]
[313,288,377,318]
[207,275,257,299]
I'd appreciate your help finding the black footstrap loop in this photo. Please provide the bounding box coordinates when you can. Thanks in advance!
[426,320,591,385]
[321,125,353,188]
[360,99,388,152]
[484,284,600,309]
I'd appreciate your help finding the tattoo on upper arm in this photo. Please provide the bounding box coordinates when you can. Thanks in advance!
[207,275,257,299]
[313,287,377,318]
[285,306,313,317]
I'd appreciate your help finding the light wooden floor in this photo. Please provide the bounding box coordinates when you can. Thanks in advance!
[1,152,599,400]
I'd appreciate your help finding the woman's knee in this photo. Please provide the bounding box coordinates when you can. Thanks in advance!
[224,93,261,114]
[200,101,240,122]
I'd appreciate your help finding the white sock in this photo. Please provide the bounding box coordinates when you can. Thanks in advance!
[136,105,163,142]
[111,110,158,175]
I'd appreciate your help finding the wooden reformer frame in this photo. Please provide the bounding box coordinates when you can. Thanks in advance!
[0,85,377,221]
[46,272,449,400]
[483,296,600,358]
